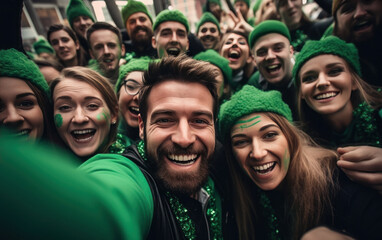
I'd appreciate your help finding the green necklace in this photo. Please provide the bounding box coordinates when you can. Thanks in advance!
[257,188,281,240]
[291,29,308,51]
[137,141,223,240]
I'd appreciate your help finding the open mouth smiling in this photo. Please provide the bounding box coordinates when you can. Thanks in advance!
[71,129,96,142]
[167,48,181,56]
[167,154,199,165]
[253,162,276,175]
[228,50,241,60]
[314,91,339,100]
[129,106,139,115]
[266,64,281,73]
[353,19,372,31]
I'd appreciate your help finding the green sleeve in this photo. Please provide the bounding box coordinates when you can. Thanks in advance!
[0,135,153,240]
[247,71,260,88]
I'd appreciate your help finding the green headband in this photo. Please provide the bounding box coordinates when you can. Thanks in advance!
[293,36,361,82]
[66,0,95,29]
[196,12,221,34]
[33,36,55,55]
[115,57,151,93]
[218,85,292,142]
[121,0,153,26]
[153,9,189,33]
[194,49,232,84]
[0,48,50,97]
[249,20,291,49]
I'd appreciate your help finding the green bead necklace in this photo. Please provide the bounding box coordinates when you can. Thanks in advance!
[353,102,381,147]
[137,140,223,240]
[257,188,281,240]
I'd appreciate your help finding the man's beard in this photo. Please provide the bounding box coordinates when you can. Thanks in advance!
[144,131,212,196]
[131,26,153,49]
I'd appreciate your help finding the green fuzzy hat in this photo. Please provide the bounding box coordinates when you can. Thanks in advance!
[121,0,153,26]
[218,85,292,142]
[194,49,232,84]
[153,9,189,33]
[33,36,54,55]
[196,12,221,34]
[293,36,361,82]
[209,0,222,7]
[235,0,250,7]
[253,0,263,15]
[249,20,291,49]
[66,0,95,28]
[115,57,151,93]
[0,48,50,97]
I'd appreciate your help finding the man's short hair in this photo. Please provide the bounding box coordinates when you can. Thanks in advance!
[86,22,122,47]
[139,55,219,124]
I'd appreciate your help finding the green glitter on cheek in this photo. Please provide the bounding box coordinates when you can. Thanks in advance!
[282,149,290,172]
[54,114,63,128]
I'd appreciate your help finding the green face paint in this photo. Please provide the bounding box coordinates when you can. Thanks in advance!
[54,114,63,128]
[96,110,111,124]
[282,149,290,172]
[232,115,261,132]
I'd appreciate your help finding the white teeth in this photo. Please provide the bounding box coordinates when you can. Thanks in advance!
[315,92,337,100]
[230,50,239,54]
[355,20,369,27]
[131,106,139,112]
[253,162,274,171]
[73,129,93,135]
[15,130,30,136]
[267,64,279,70]
[168,154,198,162]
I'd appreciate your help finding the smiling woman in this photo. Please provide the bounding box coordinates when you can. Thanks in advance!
[0,48,57,143]
[50,67,120,160]
[218,84,382,240]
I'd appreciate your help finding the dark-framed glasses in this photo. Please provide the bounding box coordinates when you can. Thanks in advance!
[123,79,142,96]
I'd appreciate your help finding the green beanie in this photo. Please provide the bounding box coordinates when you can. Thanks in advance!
[66,0,95,28]
[235,0,250,7]
[196,12,221,34]
[153,9,189,33]
[0,48,50,97]
[33,36,55,55]
[218,85,292,142]
[209,0,222,7]
[293,36,361,82]
[121,0,153,26]
[249,20,291,49]
[194,49,232,84]
[115,57,151,93]
[252,0,263,15]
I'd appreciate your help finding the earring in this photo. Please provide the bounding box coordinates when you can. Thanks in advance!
[112,121,116,125]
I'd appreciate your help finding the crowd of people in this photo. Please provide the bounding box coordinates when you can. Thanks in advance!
[0,0,382,239]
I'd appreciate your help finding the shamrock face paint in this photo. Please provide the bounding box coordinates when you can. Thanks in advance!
[231,113,290,191]
[54,114,63,128]
[53,78,116,158]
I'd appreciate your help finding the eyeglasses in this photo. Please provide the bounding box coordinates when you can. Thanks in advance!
[123,79,142,96]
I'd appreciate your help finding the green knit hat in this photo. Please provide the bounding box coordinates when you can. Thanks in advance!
[33,36,55,55]
[0,48,50,97]
[194,49,232,84]
[153,9,189,33]
[209,0,222,7]
[218,85,292,142]
[121,0,153,26]
[293,36,361,82]
[115,57,151,93]
[66,0,95,28]
[249,20,291,49]
[235,0,250,7]
[196,12,221,34]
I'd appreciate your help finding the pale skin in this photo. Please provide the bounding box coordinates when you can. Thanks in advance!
[301,226,355,240]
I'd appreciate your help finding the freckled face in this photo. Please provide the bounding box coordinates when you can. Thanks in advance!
[231,113,290,191]
[53,78,117,158]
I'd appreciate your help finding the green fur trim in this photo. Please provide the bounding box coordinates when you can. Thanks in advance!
[293,36,361,82]
[121,0,153,26]
[153,9,189,33]
[0,48,50,97]
[66,0,95,28]
[115,57,151,93]
[33,36,54,55]
[196,12,221,34]
[194,49,231,84]
[218,85,292,142]
[249,20,291,49]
